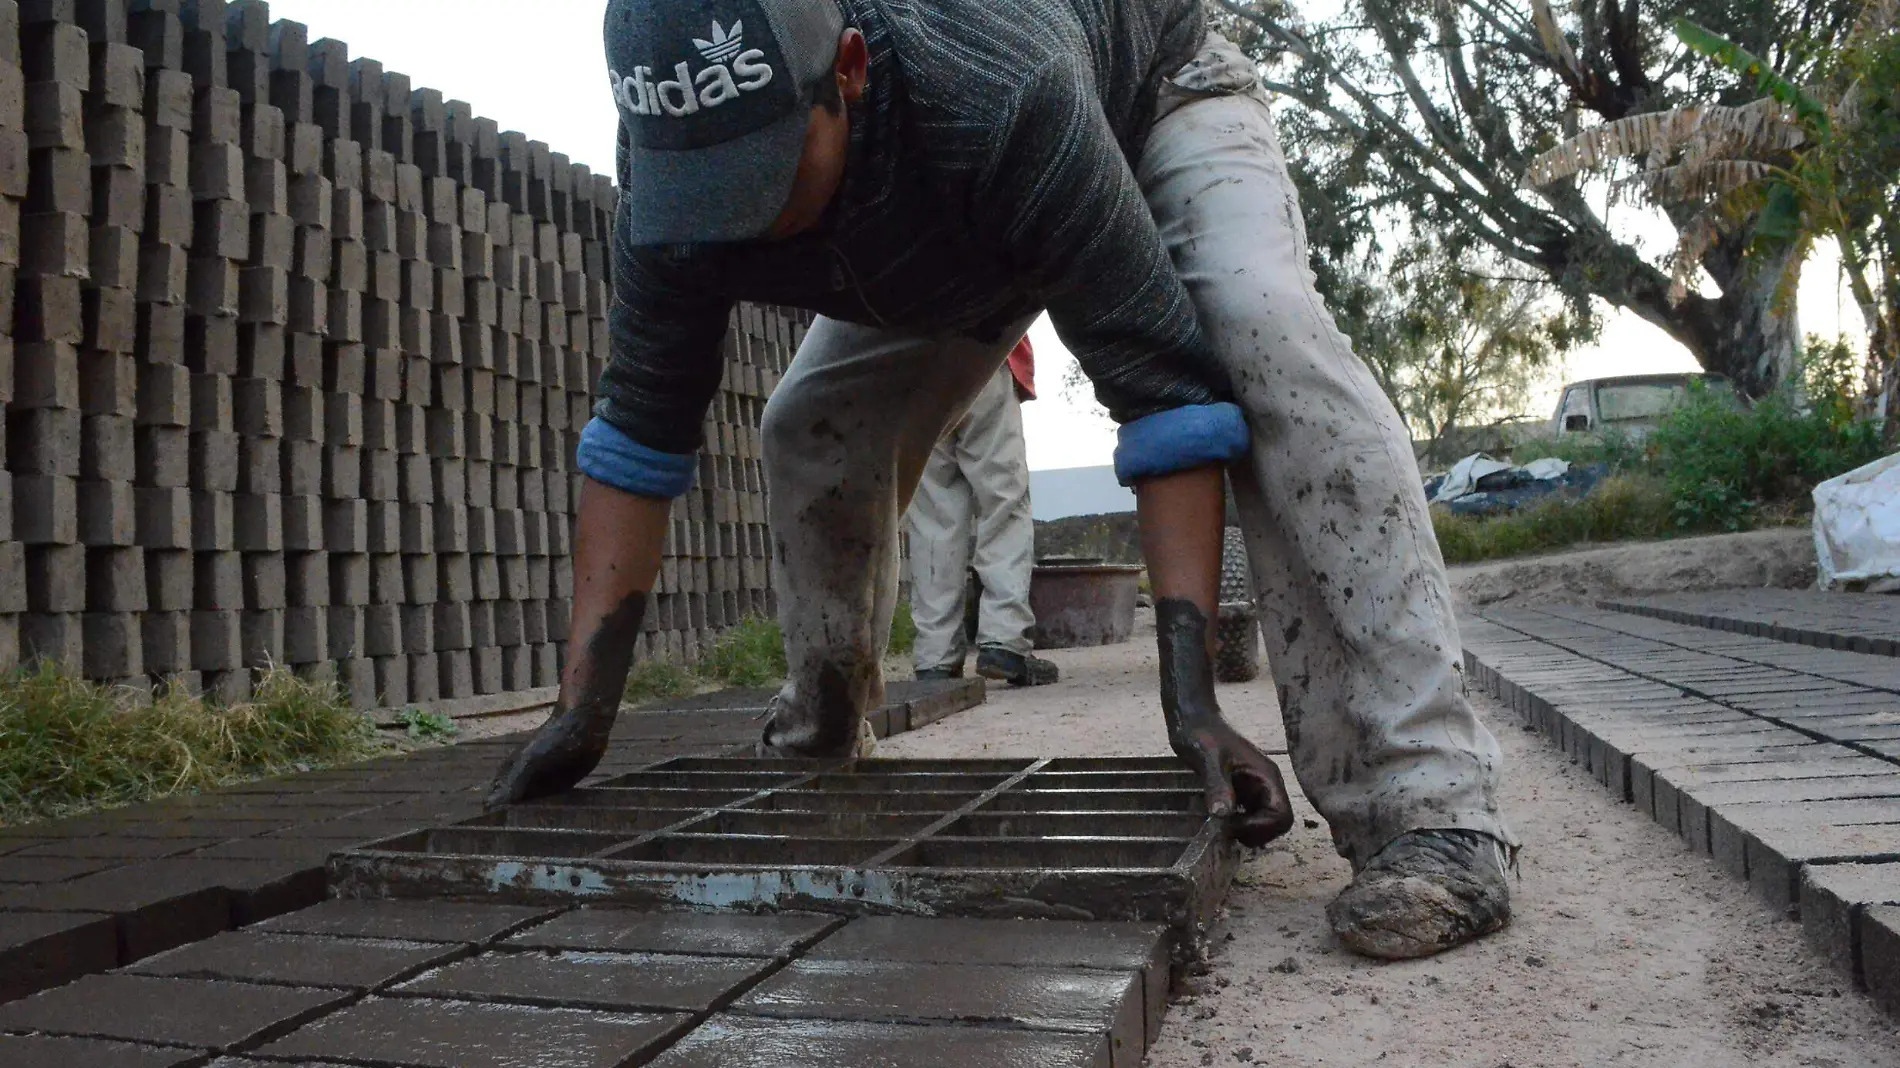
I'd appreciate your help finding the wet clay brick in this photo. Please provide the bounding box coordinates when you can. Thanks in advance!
[0,910,119,1003]
[0,1035,208,1068]
[0,973,350,1051]
[1866,906,1900,1016]
[14,835,223,859]
[0,854,122,883]
[258,995,690,1068]
[395,948,774,1013]
[506,908,841,959]
[256,898,559,944]
[808,918,1170,1040]
[733,960,1146,1067]
[126,930,468,990]
[0,861,229,962]
[648,1015,1109,1068]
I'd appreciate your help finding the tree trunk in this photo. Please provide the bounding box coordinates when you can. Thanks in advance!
[1699,243,1804,397]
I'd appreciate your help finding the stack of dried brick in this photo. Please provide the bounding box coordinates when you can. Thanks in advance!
[1,0,804,709]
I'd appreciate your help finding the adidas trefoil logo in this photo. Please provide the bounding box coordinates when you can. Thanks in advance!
[611,16,776,118]
[694,20,745,64]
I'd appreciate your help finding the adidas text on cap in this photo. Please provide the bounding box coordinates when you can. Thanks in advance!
[605,0,846,245]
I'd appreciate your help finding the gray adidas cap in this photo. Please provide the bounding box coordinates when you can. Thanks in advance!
[604,0,846,245]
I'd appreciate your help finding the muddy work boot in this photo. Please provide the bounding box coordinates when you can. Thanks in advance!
[913,662,964,681]
[1327,829,1512,960]
[975,645,1059,686]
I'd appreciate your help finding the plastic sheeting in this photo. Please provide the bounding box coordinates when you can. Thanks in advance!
[1431,454,1515,503]
[1813,452,1900,590]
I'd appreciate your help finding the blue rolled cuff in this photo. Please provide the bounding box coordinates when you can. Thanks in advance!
[1113,402,1250,486]
[577,417,698,499]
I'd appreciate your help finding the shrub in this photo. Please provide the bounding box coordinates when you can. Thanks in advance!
[1649,374,1888,531]
[0,663,382,827]
[1433,475,1676,564]
[1510,426,1650,475]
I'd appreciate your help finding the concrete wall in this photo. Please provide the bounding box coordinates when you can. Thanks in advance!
[0,0,803,707]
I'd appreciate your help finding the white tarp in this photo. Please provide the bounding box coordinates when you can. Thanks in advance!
[1813,452,1900,590]
[1519,457,1571,482]
[1432,453,1514,503]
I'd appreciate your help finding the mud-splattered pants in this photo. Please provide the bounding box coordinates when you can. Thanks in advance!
[757,52,1515,868]
[905,363,1038,672]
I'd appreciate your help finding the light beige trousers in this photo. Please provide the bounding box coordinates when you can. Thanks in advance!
[758,81,1514,867]
[905,364,1038,671]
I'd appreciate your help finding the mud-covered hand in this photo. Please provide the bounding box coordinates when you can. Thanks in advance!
[483,593,646,810]
[1156,597,1295,848]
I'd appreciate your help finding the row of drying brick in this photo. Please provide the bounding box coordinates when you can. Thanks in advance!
[1601,589,1900,659]
[1,0,803,703]
[1461,607,1900,1019]
[0,903,1166,1068]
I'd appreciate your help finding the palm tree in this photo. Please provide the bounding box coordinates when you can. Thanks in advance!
[1523,0,1898,429]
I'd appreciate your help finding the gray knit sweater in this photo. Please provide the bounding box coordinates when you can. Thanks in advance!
[596,0,1228,455]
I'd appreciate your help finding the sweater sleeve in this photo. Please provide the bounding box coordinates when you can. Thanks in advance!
[973,60,1232,424]
[586,125,734,498]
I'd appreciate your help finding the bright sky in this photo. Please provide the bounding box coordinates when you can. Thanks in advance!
[268,0,1867,472]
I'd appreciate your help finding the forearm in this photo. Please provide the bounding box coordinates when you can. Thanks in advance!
[1135,464,1224,650]
[558,477,672,725]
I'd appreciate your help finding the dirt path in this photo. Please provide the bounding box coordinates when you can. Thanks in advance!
[878,615,1900,1067]
[1448,526,1816,609]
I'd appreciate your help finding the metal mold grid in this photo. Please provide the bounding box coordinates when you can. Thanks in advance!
[330,757,1238,947]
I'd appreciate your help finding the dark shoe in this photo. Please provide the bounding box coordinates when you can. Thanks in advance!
[914,663,963,681]
[975,645,1060,686]
[1327,829,1512,960]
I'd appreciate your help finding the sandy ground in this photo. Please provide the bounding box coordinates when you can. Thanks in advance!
[878,613,1900,1068]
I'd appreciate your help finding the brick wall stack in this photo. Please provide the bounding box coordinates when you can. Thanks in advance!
[1,0,805,708]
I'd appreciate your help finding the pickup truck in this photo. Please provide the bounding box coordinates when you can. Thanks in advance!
[1549,372,1741,439]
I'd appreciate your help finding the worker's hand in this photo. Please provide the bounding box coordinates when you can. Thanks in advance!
[483,705,615,810]
[1170,716,1295,848]
[1154,596,1295,848]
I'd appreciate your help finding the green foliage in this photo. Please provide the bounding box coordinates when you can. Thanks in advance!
[1510,427,1649,475]
[0,664,382,827]
[394,707,459,742]
[887,599,918,658]
[1648,369,1889,530]
[1433,476,1677,564]
[696,616,790,687]
[1673,18,1831,128]
[622,658,699,704]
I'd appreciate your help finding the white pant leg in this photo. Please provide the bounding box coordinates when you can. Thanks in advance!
[1137,93,1515,866]
[955,365,1037,654]
[906,436,977,672]
[759,316,1034,755]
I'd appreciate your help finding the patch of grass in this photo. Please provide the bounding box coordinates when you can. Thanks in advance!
[1433,475,1677,565]
[887,599,917,659]
[394,707,459,742]
[623,658,699,704]
[697,615,790,687]
[0,663,384,828]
